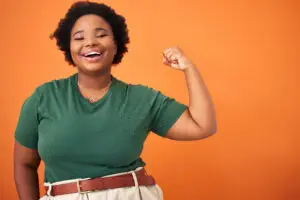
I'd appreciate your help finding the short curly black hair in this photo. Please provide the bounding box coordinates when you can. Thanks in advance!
[50,1,130,66]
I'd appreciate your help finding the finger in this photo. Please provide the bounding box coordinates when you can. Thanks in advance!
[163,48,174,57]
[163,49,180,64]
[164,52,174,62]
[163,48,172,53]
[171,59,179,65]
[165,49,173,56]
[163,57,169,65]
[162,53,171,64]
[169,54,179,63]
[162,52,171,61]
[171,63,179,68]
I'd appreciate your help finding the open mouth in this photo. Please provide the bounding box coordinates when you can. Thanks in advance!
[80,51,104,62]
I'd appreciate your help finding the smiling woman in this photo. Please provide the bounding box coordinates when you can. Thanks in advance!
[13,1,217,200]
[70,15,117,76]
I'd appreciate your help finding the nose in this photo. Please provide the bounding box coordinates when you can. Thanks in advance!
[84,37,98,47]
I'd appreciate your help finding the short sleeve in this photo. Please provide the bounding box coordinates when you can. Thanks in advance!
[14,89,41,149]
[149,89,187,137]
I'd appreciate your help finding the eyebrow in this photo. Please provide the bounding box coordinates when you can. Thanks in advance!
[72,27,108,36]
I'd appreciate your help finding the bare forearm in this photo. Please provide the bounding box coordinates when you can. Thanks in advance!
[184,65,217,133]
[14,165,40,200]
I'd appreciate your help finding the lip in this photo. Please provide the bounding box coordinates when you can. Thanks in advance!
[79,53,104,63]
[81,48,102,55]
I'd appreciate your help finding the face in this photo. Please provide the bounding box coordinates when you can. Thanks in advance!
[70,14,117,75]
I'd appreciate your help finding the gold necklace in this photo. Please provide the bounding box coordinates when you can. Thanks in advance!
[88,96,96,103]
[77,80,112,103]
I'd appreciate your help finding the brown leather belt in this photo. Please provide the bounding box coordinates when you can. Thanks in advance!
[45,169,155,196]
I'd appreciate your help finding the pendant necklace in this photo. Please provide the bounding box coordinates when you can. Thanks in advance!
[78,80,111,103]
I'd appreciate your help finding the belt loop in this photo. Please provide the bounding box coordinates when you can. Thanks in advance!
[131,170,142,200]
[76,179,90,195]
[131,170,139,187]
[46,183,53,197]
[76,180,82,193]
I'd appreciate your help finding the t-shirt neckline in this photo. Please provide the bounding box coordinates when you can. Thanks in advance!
[71,73,117,107]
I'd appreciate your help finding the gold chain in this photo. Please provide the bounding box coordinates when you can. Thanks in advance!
[77,80,112,103]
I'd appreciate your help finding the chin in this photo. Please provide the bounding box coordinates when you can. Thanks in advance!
[80,63,110,75]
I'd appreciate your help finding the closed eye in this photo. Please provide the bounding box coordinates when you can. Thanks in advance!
[96,34,107,38]
[74,37,84,41]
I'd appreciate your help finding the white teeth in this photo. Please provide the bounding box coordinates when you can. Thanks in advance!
[84,51,101,56]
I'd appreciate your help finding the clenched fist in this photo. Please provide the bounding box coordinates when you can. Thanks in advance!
[163,46,194,71]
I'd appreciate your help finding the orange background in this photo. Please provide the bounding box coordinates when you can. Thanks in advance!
[1,0,299,199]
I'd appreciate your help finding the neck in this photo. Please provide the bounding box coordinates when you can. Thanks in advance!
[77,70,112,91]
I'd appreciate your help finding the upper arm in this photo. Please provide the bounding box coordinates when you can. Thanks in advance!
[14,89,41,167]
[148,88,187,137]
[145,86,215,141]
[165,109,215,141]
[14,141,41,169]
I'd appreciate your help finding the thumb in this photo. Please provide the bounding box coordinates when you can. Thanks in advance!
[163,57,169,65]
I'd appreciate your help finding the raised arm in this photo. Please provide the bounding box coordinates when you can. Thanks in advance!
[163,47,217,141]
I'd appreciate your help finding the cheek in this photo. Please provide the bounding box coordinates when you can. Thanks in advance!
[107,42,117,57]
[102,38,117,53]
[70,44,80,62]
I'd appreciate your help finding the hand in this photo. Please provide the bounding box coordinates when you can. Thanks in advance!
[163,46,194,71]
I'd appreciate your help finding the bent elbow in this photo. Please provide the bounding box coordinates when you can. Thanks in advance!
[210,124,217,135]
[197,124,217,140]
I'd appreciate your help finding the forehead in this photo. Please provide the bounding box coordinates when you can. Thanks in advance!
[71,14,112,33]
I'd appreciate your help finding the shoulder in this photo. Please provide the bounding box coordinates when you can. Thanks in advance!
[38,75,73,92]
[129,84,156,94]
[22,75,74,106]
[113,76,158,94]
[116,78,158,94]
[121,81,161,100]
[34,74,74,96]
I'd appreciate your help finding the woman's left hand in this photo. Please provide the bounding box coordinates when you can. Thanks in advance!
[162,46,217,141]
[163,46,194,71]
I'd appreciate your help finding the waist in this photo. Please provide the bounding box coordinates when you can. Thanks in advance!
[42,158,146,183]
[44,167,156,196]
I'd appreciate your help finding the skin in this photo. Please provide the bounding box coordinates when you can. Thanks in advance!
[14,14,217,200]
[163,47,217,140]
[14,143,40,200]
[70,14,117,100]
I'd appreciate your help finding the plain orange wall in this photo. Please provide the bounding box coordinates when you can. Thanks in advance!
[1,0,299,199]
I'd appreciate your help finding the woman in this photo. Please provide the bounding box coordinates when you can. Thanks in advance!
[13,1,217,200]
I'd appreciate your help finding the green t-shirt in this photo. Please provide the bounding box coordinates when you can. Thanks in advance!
[15,73,186,183]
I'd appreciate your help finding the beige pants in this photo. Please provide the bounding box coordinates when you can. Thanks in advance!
[40,167,163,200]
